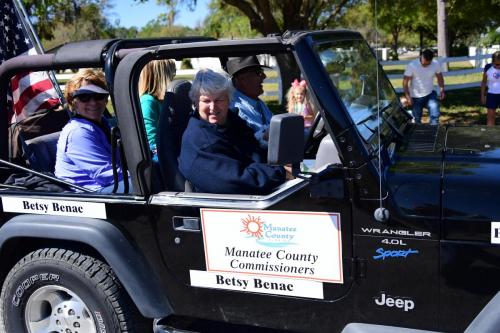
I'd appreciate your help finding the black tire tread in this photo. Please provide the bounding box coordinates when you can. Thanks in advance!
[1,247,148,333]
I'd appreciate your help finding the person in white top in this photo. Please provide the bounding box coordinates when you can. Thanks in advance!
[403,49,445,125]
[480,51,500,126]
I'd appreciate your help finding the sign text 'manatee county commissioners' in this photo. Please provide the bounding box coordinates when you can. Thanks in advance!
[200,209,343,283]
[1,196,107,219]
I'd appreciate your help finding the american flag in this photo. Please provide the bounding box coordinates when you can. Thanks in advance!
[0,0,60,123]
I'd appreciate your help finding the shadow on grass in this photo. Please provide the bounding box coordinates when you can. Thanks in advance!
[406,87,494,125]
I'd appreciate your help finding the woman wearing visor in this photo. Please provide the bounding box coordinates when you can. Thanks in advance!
[55,69,124,192]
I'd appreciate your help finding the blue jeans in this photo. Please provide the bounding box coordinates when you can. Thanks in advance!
[411,91,440,125]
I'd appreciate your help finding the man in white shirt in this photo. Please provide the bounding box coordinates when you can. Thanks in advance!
[403,49,445,125]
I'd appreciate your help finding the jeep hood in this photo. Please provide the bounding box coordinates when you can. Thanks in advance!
[442,126,500,222]
[387,125,500,222]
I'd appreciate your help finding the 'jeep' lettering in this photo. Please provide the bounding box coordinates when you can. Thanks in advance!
[52,202,84,213]
[374,293,414,312]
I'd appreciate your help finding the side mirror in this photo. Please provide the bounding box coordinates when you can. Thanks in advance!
[268,114,304,175]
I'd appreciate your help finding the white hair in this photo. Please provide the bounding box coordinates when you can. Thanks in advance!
[189,68,234,103]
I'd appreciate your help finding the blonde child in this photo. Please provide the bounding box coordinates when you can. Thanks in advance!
[287,79,314,128]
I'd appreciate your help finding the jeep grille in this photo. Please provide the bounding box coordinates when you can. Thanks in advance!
[406,124,439,152]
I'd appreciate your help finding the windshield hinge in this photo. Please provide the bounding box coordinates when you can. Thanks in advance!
[350,257,367,279]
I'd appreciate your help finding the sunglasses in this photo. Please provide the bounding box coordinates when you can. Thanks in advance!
[241,68,265,76]
[75,93,109,102]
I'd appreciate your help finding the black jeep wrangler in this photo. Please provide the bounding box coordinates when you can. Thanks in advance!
[0,30,499,333]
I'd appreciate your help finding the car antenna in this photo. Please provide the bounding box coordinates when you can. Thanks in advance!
[373,0,390,223]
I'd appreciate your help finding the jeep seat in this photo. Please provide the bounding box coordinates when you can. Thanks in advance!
[157,79,192,192]
[23,131,61,173]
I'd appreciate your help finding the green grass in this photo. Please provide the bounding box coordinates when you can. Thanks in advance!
[438,87,488,125]
[399,87,488,125]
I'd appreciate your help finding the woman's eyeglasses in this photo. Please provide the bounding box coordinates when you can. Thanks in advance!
[76,93,109,102]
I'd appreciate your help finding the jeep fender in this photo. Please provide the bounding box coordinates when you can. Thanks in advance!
[0,214,173,318]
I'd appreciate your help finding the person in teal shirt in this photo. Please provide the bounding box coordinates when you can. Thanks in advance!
[139,59,176,157]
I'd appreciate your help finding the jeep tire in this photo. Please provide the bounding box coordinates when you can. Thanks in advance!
[0,248,148,333]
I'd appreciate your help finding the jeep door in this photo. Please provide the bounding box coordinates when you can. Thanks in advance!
[113,38,355,332]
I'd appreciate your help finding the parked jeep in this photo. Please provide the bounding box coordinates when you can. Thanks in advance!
[0,30,499,333]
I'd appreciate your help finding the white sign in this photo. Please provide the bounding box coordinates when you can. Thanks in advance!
[200,209,343,283]
[491,222,500,244]
[1,196,107,219]
[190,270,324,299]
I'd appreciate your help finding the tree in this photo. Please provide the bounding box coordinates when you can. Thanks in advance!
[135,0,360,103]
[436,0,448,70]
[409,2,436,52]
[202,0,258,39]
[446,0,500,52]
[368,0,420,60]
[339,3,378,44]
[138,18,199,38]
[21,0,112,40]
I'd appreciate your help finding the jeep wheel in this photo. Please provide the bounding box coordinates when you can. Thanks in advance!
[0,248,148,333]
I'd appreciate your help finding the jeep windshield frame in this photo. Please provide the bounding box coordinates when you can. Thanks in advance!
[311,36,411,154]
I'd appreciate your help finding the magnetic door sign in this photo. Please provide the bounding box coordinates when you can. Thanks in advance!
[200,209,343,284]
[1,196,107,219]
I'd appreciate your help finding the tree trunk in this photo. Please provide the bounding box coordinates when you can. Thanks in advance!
[437,0,449,71]
[391,32,399,60]
[419,28,424,55]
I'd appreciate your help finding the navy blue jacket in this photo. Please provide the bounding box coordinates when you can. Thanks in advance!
[178,111,285,194]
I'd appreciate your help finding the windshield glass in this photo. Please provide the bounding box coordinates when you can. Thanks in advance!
[314,39,408,146]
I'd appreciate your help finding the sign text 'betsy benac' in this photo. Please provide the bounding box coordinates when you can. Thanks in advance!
[1,196,107,219]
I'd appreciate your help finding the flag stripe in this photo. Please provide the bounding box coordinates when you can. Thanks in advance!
[1,1,61,123]
[14,80,58,115]
[10,70,29,92]
[11,69,50,101]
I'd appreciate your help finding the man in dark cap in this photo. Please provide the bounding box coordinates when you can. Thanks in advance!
[226,56,272,147]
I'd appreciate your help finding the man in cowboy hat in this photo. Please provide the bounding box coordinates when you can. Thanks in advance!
[226,56,272,147]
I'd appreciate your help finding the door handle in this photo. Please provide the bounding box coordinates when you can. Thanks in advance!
[172,216,200,232]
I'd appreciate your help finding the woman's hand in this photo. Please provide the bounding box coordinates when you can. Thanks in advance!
[284,165,295,180]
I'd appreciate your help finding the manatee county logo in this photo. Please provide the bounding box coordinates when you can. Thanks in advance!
[240,215,264,238]
[240,214,297,247]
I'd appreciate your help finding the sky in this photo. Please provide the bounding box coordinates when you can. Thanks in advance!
[109,0,210,29]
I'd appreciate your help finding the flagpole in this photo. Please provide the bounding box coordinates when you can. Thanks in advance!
[11,0,66,104]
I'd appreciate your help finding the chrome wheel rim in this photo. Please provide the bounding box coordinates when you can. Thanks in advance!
[25,285,97,333]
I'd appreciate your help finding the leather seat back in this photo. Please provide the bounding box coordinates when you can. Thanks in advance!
[156,80,193,191]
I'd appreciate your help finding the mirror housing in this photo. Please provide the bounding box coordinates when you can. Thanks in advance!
[268,114,304,174]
